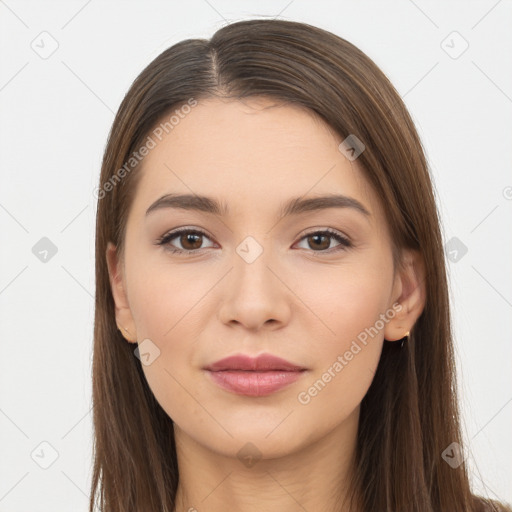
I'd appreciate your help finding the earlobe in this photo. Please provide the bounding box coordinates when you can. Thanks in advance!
[106,242,138,343]
[116,322,137,343]
[384,249,426,342]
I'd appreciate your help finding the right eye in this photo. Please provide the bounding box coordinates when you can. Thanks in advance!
[156,228,216,255]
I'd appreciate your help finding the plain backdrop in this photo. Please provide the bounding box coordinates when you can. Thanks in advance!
[0,1,511,510]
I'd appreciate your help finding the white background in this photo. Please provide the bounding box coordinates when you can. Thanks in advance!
[0,1,511,510]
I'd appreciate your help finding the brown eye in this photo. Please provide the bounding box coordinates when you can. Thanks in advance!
[178,232,203,251]
[306,233,331,251]
[157,227,352,256]
[295,229,352,253]
[157,228,215,254]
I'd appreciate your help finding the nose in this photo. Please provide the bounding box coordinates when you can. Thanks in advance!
[216,241,291,332]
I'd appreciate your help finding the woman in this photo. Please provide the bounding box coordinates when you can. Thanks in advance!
[90,18,511,512]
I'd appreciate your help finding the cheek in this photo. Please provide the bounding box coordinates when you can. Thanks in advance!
[290,273,389,427]
[294,260,391,397]
[126,264,215,420]
[297,258,392,346]
[128,259,210,341]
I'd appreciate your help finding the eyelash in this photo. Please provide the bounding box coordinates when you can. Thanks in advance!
[156,227,353,255]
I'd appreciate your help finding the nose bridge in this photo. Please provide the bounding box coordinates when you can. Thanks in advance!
[236,234,267,267]
[216,233,290,329]
[232,233,275,294]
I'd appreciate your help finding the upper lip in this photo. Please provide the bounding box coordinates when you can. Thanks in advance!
[204,353,307,372]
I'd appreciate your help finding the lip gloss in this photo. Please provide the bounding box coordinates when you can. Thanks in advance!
[206,369,305,396]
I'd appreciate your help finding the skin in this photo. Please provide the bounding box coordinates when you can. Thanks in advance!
[106,97,426,512]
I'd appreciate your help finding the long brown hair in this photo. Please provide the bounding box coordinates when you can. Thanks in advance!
[90,18,511,512]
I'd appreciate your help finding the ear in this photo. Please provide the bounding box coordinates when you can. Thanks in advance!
[106,242,137,343]
[384,248,427,342]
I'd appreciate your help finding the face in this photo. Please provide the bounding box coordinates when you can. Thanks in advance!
[107,97,419,460]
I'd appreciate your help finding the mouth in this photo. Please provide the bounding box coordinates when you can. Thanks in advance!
[203,353,308,397]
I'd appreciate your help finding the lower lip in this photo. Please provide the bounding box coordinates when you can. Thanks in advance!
[205,370,306,396]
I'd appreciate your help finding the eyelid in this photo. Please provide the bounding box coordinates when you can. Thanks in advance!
[293,227,352,251]
[156,227,216,251]
[156,226,352,254]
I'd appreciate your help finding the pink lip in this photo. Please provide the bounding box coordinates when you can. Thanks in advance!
[203,353,307,397]
[204,353,306,372]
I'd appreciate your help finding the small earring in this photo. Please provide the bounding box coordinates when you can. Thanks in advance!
[116,323,134,342]
[400,330,410,349]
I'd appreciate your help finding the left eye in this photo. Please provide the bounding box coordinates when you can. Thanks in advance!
[157,228,352,254]
[295,229,352,252]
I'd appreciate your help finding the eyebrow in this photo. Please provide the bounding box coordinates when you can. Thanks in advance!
[145,193,371,219]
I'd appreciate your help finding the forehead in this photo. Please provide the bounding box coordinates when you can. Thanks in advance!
[130,97,385,227]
